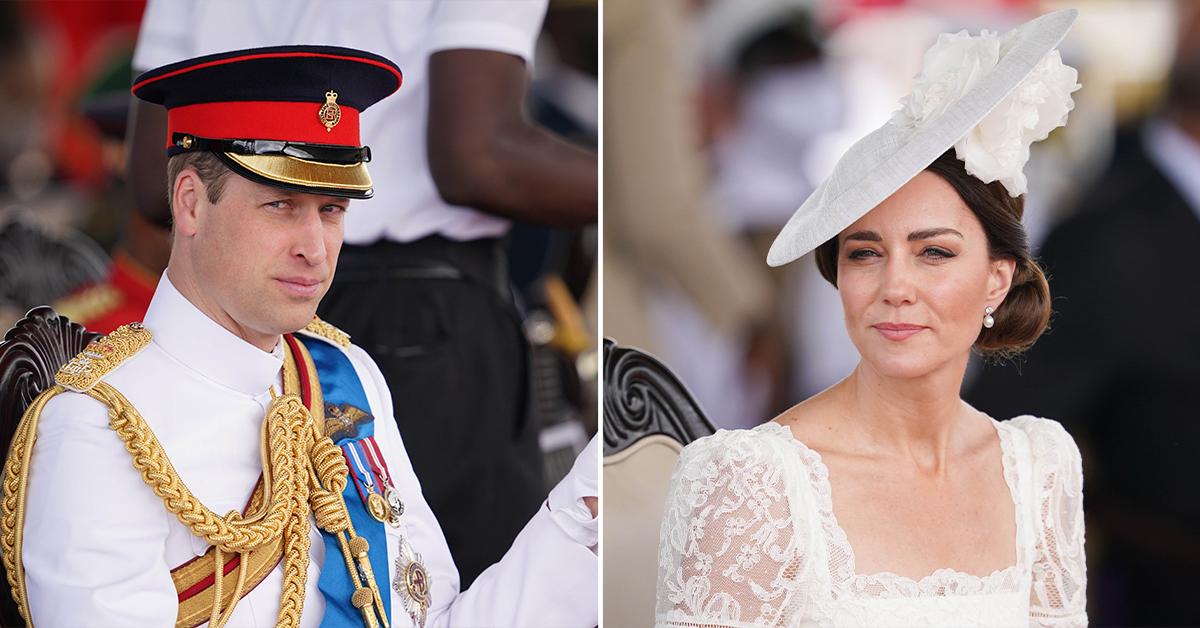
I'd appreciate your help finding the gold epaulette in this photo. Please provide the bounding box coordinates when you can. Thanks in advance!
[301,316,350,347]
[55,322,152,392]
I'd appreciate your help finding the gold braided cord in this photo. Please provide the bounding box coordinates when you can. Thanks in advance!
[210,548,225,628]
[174,346,309,628]
[353,536,389,628]
[1,385,63,625]
[304,432,382,626]
[93,382,313,628]
[309,436,349,493]
[94,383,303,553]
[1,336,392,627]
[207,548,252,628]
[304,423,387,628]
[226,552,250,624]
[309,488,349,533]
[274,401,313,628]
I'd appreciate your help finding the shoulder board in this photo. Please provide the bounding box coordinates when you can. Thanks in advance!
[55,322,152,392]
[299,316,351,347]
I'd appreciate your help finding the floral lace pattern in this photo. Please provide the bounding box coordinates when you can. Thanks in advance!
[1018,417,1088,626]
[656,417,1087,627]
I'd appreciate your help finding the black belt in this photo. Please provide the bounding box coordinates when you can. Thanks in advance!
[334,235,512,302]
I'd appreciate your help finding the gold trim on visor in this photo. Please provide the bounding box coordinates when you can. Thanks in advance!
[224,153,373,192]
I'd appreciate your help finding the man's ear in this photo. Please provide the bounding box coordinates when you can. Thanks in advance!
[171,169,205,237]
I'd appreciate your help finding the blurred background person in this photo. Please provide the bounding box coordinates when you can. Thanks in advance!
[603,0,1186,625]
[519,0,602,478]
[0,0,152,333]
[969,2,1200,625]
[0,0,598,592]
[603,0,775,431]
[684,0,838,421]
[52,44,170,333]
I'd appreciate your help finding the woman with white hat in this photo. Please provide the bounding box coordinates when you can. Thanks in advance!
[656,9,1086,627]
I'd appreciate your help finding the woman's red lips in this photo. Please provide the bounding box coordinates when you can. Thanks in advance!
[873,323,927,340]
[874,323,924,331]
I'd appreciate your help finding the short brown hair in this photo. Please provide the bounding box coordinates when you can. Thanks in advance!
[814,149,1051,360]
[166,151,232,210]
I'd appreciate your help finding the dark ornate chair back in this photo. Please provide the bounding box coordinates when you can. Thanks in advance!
[0,217,109,316]
[602,338,716,627]
[0,307,99,627]
[602,339,716,456]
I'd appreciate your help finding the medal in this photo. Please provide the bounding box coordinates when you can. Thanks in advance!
[363,437,404,528]
[366,492,390,524]
[385,486,404,523]
[344,441,392,524]
[393,536,431,628]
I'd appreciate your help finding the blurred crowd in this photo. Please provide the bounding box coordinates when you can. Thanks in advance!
[604,0,1196,625]
[0,0,597,590]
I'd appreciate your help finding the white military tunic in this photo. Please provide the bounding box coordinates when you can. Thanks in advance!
[21,274,598,627]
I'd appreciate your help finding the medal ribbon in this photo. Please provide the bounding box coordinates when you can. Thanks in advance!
[361,437,394,492]
[342,440,379,506]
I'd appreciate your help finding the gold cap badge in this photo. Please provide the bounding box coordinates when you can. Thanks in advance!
[318,90,341,132]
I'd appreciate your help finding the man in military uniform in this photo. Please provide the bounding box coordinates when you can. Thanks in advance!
[2,46,597,627]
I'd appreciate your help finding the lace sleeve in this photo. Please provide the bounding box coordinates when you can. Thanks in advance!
[1016,417,1088,627]
[655,428,822,628]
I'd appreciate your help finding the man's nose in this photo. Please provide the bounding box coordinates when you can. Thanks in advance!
[290,209,327,265]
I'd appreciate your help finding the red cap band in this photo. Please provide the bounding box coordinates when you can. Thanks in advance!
[166,101,361,147]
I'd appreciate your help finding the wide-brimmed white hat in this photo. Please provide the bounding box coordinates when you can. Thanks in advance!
[767,9,1079,267]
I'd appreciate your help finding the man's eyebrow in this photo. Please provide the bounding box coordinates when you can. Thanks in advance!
[255,189,297,200]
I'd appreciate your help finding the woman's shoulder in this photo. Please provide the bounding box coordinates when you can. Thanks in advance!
[1002,415,1079,449]
[680,420,785,454]
[676,421,815,476]
[1000,415,1083,474]
[667,423,822,544]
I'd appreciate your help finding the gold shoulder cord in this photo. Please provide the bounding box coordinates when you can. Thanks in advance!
[1,323,391,628]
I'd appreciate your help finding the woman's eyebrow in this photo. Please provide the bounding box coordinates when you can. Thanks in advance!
[844,230,881,242]
[908,227,964,241]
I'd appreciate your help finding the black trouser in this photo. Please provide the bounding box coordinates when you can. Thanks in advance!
[318,236,544,587]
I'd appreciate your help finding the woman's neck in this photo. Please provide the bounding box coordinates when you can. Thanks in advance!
[833,357,975,476]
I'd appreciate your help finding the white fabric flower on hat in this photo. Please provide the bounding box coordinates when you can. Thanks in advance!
[892,27,1081,196]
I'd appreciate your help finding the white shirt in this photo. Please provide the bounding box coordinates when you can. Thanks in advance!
[132,0,549,243]
[22,273,598,627]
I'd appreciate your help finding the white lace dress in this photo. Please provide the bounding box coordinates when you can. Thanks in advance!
[656,417,1087,627]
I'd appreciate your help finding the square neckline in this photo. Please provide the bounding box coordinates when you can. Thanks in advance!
[756,418,1026,596]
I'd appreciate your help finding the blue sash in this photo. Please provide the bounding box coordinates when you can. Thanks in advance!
[296,335,392,627]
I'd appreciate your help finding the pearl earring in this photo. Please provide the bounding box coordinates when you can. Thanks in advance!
[983,306,995,329]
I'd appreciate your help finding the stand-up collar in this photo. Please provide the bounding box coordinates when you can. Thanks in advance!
[143,272,283,396]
